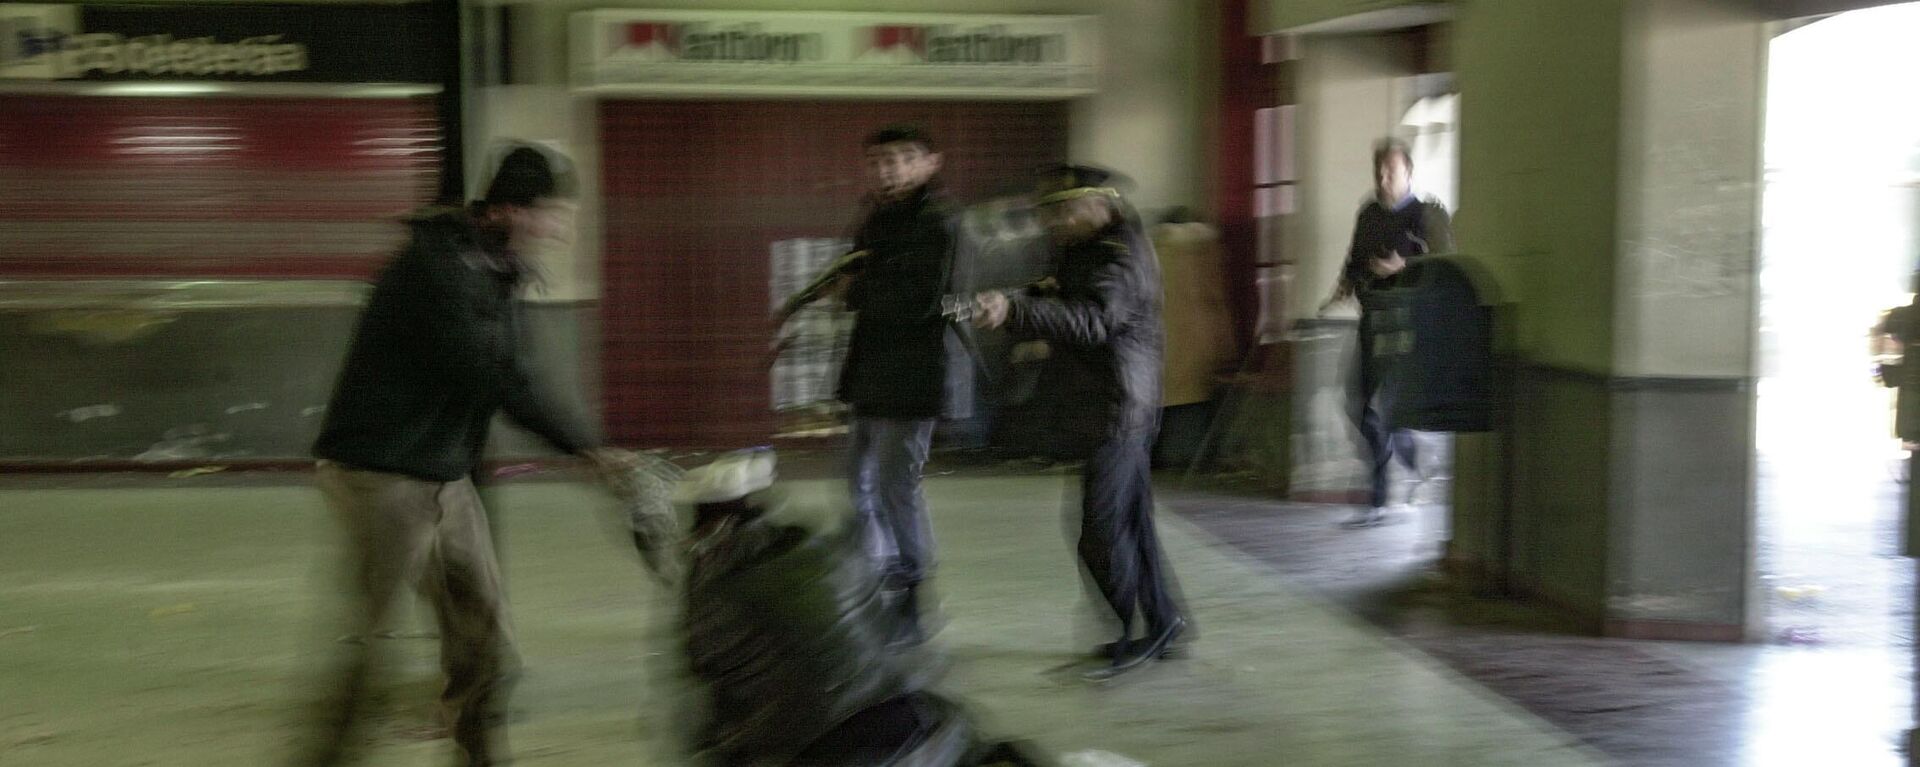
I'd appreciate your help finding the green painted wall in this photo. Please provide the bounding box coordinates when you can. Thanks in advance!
[1446,0,1627,619]
[1453,0,1624,375]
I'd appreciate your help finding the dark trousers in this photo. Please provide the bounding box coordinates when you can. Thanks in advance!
[1351,368,1419,509]
[1078,428,1182,636]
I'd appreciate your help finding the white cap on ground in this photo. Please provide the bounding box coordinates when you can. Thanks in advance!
[672,449,777,505]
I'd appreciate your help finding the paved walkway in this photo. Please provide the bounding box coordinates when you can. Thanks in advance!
[0,476,1601,766]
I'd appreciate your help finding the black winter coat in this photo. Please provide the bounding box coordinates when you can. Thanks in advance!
[838,186,972,421]
[1005,217,1164,450]
[313,208,596,481]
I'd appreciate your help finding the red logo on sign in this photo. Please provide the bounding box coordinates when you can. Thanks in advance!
[866,25,925,57]
[625,22,679,51]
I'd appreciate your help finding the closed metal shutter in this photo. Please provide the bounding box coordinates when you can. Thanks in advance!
[599,100,1067,447]
[0,95,441,278]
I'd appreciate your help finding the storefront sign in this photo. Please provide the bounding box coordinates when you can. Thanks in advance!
[0,3,444,83]
[571,10,1099,98]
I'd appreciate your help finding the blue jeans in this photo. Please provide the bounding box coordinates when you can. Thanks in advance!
[849,417,937,586]
[1350,367,1419,509]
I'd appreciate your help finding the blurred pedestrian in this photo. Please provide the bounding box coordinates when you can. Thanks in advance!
[1322,138,1454,529]
[836,125,973,646]
[971,164,1187,681]
[293,143,636,767]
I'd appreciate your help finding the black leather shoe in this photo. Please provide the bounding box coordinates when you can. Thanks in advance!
[1082,618,1185,681]
[1096,635,1185,660]
[1143,617,1186,658]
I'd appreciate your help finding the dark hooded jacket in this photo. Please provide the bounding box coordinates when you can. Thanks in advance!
[313,207,596,481]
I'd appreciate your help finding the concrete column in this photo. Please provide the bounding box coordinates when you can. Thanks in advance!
[1446,0,1626,628]
[1446,0,1768,639]
[1607,0,1767,639]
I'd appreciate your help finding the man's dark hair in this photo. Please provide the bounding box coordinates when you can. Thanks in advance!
[1373,138,1413,172]
[484,144,576,207]
[863,125,936,154]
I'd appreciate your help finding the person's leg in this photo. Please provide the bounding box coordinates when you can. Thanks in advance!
[873,418,938,586]
[1390,428,1422,504]
[1373,373,1418,506]
[1124,432,1183,635]
[1078,433,1144,641]
[1345,367,1393,527]
[291,462,439,766]
[847,416,900,573]
[869,418,938,643]
[421,477,519,766]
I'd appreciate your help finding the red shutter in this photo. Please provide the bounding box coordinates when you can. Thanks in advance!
[599,100,1068,447]
[0,95,441,278]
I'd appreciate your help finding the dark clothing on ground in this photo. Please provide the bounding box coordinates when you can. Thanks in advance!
[839,185,972,421]
[684,509,925,766]
[792,694,1053,766]
[682,494,1044,767]
[314,207,596,482]
[1005,216,1183,639]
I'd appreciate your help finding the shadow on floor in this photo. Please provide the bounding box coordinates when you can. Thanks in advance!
[1158,481,1772,767]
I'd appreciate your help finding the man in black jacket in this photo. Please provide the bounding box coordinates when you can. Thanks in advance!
[971,165,1186,681]
[835,126,970,645]
[1322,138,1455,529]
[296,144,632,767]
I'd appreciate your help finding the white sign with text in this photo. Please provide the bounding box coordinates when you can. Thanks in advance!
[571,10,1098,99]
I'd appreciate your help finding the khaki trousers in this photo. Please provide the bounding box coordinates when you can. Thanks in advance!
[298,460,518,766]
